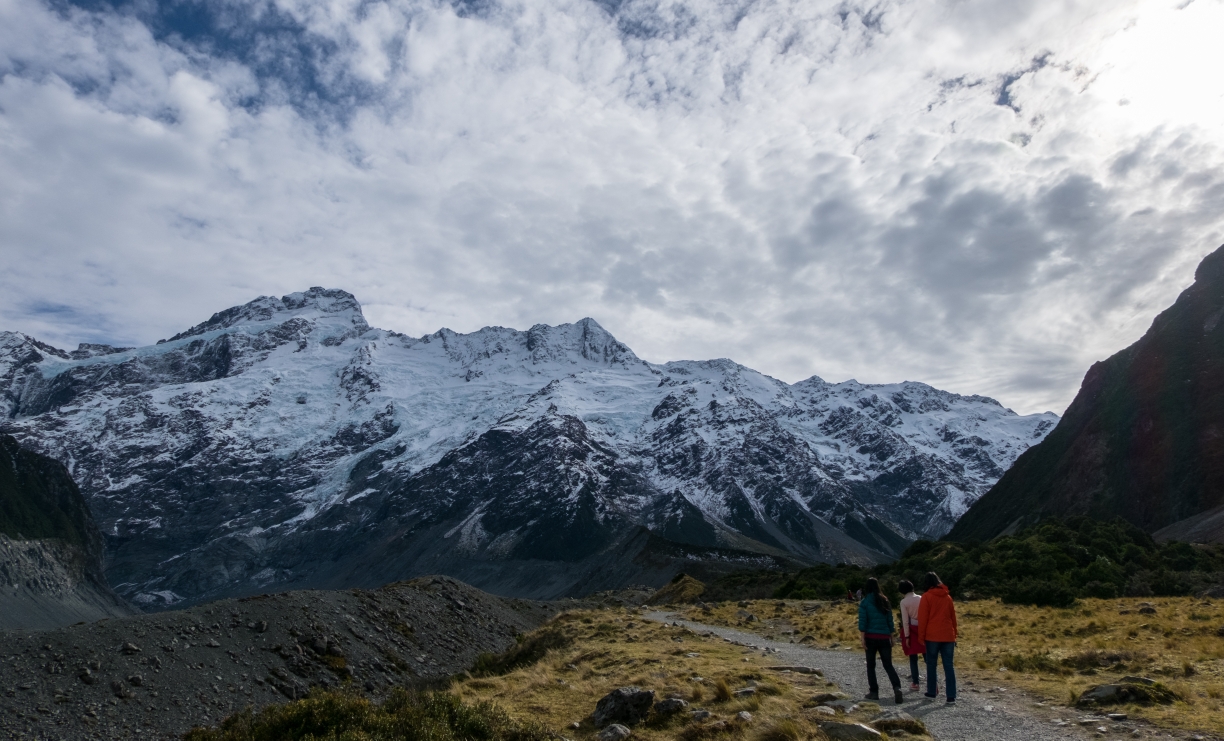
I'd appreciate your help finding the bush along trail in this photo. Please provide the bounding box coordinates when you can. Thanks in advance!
[675,598,1224,739]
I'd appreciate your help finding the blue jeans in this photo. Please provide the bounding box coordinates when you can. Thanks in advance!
[925,641,956,700]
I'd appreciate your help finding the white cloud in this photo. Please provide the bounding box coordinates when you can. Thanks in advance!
[1,0,1222,414]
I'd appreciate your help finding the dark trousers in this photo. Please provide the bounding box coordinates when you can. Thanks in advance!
[925,641,957,700]
[864,637,901,693]
[908,652,920,684]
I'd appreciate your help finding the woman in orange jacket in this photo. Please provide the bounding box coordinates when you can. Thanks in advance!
[916,571,957,703]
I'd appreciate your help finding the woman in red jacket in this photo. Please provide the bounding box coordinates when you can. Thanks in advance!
[916,571,957,703]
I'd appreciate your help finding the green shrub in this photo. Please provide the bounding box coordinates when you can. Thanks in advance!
[471,623,572,676]
[1000,578,1078,608]
[182,688,551,741]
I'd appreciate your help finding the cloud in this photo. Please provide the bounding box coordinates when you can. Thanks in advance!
[1,0,1223,415]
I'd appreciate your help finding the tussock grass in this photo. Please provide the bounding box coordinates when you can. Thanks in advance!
[686,596,1224,736]
[452,609,910,741]
[182,688,550,741]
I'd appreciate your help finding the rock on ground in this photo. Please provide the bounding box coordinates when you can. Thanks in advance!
[0,576,553,740]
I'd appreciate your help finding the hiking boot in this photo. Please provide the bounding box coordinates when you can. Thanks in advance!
[863,691,880,701]
[894,687,904,704]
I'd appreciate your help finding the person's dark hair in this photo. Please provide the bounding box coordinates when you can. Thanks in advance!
[898,579,914,595]
[864,577,890,613]
[923,572,942,591]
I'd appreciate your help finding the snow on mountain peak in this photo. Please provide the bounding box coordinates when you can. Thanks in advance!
[0,289,1060,606]
[160,287,368,344]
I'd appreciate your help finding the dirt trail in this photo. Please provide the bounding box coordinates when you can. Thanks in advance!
[645,611,1144,741]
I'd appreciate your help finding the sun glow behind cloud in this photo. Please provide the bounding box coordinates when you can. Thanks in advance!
[0,0,1222,416]
[1089,0,1224,134]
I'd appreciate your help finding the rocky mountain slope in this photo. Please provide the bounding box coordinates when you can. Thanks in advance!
[950,244,1224,543]
[0,289,1056,607]
[0,434,133,630]
[0,576,553,740]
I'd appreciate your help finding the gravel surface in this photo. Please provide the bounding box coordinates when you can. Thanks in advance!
[644,611,1143,741]
[0,577,554,741]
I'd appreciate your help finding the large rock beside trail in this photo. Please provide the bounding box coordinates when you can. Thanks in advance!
[594,686,656,727]
[1077,678,1178,707]
[820,722,883,740]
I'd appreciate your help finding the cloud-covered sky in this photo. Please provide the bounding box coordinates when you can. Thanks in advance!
[2,0,1222,414]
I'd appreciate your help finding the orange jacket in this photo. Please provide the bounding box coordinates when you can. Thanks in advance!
[916,584,958,643]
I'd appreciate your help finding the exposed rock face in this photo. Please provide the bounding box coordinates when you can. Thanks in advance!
[950,245,1224,543]
[0,434,132,629]
[0,288,1056,607]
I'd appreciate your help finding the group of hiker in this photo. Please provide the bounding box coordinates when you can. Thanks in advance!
[856,572,957,705]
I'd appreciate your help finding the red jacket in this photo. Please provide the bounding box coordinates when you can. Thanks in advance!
[916,584,958,643]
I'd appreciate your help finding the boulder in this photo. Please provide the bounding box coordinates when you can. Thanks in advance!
[1077,680,1178,707]
[594,687,655,728]
[735,711,753,723]
[820,722,883,740]
[654,698,688,715]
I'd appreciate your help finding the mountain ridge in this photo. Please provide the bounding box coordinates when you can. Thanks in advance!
[948,244,1224,543]
[1,288,1057,607]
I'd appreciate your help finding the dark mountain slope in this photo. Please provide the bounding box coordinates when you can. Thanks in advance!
[950,244,1224,542]
[0,434,133,629]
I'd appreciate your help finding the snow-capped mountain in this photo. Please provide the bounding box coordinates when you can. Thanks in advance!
[0,288,1057,606]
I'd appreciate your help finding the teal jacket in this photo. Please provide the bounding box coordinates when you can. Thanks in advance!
[857,596,895,635]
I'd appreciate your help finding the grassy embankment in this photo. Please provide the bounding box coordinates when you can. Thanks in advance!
[185,609,929,740]
[683,597,1224,735]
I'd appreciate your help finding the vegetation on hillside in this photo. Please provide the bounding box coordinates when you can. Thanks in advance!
[764,518,1224,607]
[183,688,552,741]
[0,434,95,548]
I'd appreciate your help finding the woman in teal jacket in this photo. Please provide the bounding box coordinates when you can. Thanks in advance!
[858,577,904,704]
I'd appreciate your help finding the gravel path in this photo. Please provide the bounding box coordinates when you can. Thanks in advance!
[645,611,1102,741]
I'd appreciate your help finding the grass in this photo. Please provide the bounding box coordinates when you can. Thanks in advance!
[450,609,928,741]
[186,607,929,741]
[683,596,1224,735]
[182,688,552,741]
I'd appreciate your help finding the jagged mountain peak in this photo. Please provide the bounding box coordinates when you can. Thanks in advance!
[0,288,1059,606]
[160,287,368,344]
[417,316,641,370]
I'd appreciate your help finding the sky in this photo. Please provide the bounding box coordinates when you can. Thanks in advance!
[1,0,1222,415]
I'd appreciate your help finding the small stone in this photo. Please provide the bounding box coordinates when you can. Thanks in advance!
[598,724,631,741]
[120,643,141,655]
[1138,606,1156,615]
[654,698,688,715]
[733,687,756,697]
[735,711,753,723]
[813,706,836,716]
[255,621,269,633]
[690,710,711,721]
[207,639,221,648]
[127,675,143,687]
[78,669,95,685]
[569,722,580,730]
[1107,713,1128,721]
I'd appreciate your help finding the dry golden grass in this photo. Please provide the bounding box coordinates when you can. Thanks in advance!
[683,596,1224,735]
[452,610,929,741]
